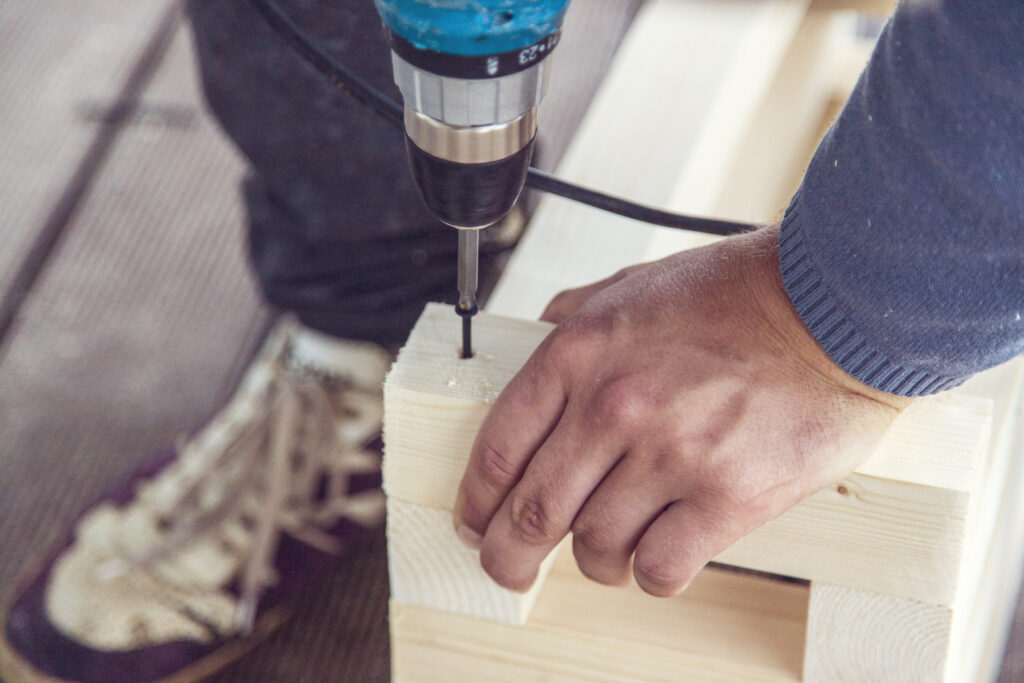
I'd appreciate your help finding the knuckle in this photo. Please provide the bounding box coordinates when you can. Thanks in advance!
[476,442,520,489]
[571,522,617,558]
[542,313,615,373]
[664,419,701,450]
[544,327,586,368]
[508,492,561,546]
[593,379,648,431]
[700,465,759,509]
[644,449,684,479]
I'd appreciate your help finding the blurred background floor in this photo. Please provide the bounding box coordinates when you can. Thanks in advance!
[0,1,1021,682]
[0,2,389,679]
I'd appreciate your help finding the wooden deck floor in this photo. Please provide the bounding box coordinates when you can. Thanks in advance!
[0,2,1020,681]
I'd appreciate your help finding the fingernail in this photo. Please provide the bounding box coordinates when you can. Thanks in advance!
[456,524,483,550]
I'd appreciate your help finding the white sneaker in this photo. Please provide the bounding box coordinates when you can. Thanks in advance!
[1,316,391,683]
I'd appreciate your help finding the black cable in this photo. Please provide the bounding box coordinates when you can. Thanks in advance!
[251,0,756,236]
[524,169,751,236]
[251,0,403,128]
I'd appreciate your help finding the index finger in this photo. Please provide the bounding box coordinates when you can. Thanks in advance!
[453,348,566,547]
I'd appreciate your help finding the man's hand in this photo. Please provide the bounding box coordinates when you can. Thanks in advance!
[453,225,911,597]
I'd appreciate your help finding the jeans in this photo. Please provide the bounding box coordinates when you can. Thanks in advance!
[187,0,640,345]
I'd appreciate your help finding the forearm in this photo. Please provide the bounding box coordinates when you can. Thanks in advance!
[781,0,1024,396]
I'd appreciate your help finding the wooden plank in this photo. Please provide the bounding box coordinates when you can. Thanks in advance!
[383,308,556,622]
[383,307,552,508]
[944,360,1024,682]
[386,497,558,624]
[802,362,1024,683]
[803,584,951,683]
[487,0,812,320]
[707,7,853,224]
[384,304,991,607]
[393,550,808,682]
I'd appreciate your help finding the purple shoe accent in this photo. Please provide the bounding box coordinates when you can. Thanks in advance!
[3,431,383,682]
[6,564,214,682]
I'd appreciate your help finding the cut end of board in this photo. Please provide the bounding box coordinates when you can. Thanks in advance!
[385,303,553,404]
[387,498,560,625]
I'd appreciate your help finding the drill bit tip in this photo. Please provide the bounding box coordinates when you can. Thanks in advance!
[457,229,480,359]
[461,314,473,359]
[456,301,478,359]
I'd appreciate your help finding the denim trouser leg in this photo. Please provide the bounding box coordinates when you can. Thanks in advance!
[187,0,457,345]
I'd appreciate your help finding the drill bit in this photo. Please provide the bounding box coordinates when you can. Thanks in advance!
[457,229,479,359]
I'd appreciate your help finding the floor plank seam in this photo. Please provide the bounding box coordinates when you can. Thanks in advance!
[0,0,184,355]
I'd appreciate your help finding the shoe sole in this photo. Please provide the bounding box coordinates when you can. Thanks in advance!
[0,536,294,683]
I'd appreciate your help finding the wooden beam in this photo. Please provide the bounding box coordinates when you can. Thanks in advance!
[383,308,556,623]
[383,306,552,509]
[708,7,853,224]
[386,497,558,624]
[943,359,1024,682]
[803,362,1024,683]
[487,0,813,320]
[803,584,951,682]
[392,549,808,682]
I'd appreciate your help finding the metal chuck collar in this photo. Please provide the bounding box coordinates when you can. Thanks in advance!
[385,23,556,229]
[404,107,537,230]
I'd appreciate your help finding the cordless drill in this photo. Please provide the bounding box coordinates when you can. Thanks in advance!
[374,0,571,354]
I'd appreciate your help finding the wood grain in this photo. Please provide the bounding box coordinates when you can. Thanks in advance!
[393,550,808,682]
[804,584,951,683]
[387,498,556,624]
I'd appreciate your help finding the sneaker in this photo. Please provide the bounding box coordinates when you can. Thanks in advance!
[0,317,391,682]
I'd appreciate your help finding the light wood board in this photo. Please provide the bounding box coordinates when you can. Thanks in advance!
[393,549,808,682]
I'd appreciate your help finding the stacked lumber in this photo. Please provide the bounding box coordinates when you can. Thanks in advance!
[384,0,1024,680]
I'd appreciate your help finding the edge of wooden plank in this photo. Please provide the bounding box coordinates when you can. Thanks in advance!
[392,554,808,683]
[803,583,952,682]
[386,497,557,625]
[487,0,812,320]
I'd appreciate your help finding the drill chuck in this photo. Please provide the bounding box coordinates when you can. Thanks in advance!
[406,136,535,230]
[376,0,567,228]
[404,107,536,229]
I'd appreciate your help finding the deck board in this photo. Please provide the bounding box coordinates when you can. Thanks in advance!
[0,0,174,304]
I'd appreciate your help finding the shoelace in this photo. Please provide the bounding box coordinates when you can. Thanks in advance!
[95,343,380,637]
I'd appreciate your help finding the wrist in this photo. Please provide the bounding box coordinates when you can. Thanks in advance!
[737,225,913,412]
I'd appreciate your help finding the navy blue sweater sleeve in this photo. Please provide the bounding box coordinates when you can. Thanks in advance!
[779,0,1024,396]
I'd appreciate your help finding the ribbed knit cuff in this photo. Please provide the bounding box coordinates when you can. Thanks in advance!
[778,196,962,397]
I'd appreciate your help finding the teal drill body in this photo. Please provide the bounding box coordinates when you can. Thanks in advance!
[375,0,572,356]
[374,0,570,57]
